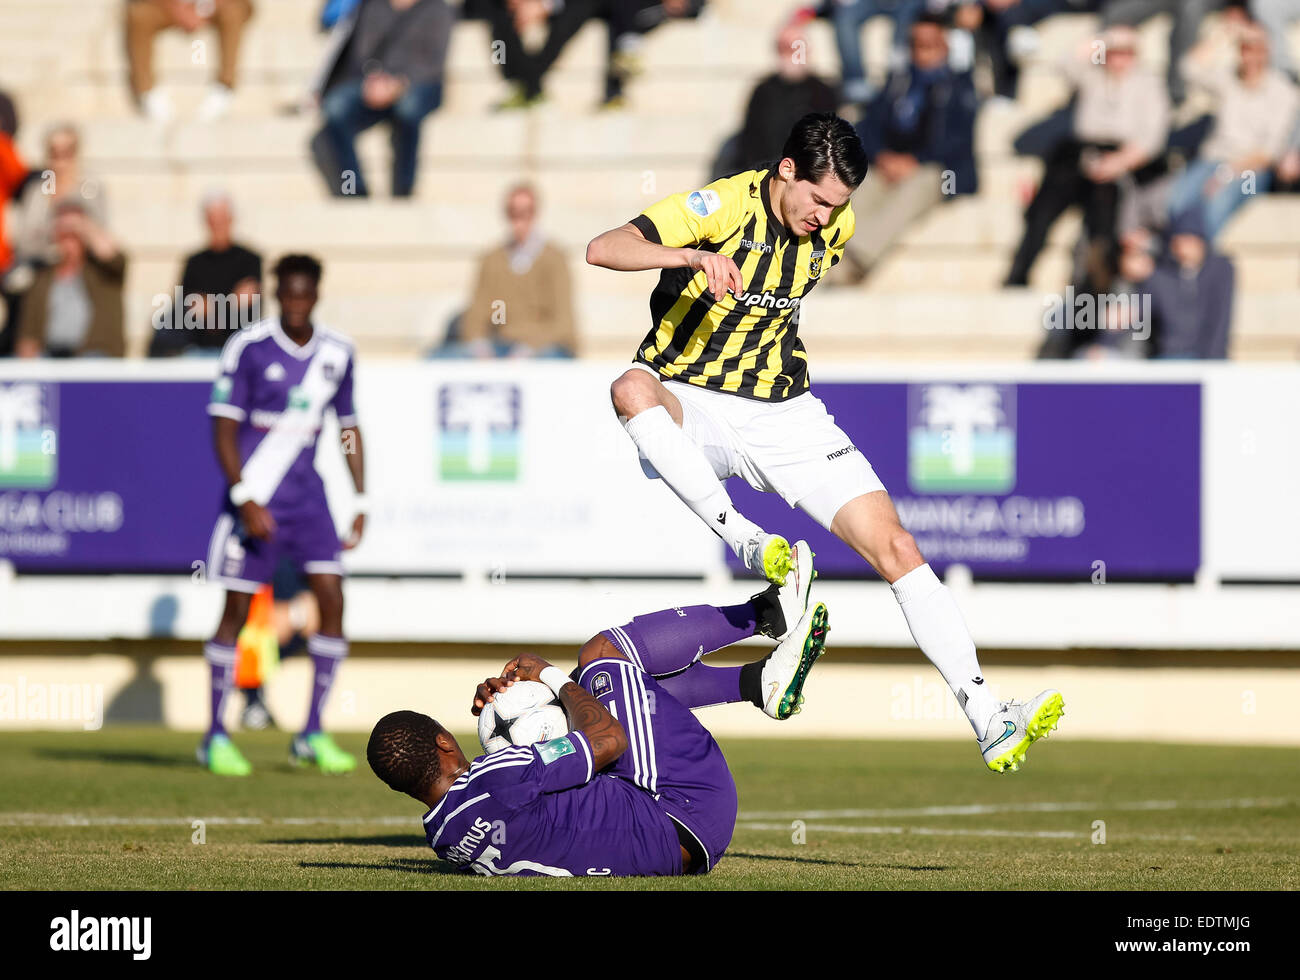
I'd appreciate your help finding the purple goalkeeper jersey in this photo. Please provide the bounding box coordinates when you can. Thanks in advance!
[424,661,738,877]
[206,317,356,513]
[425,733,685,877]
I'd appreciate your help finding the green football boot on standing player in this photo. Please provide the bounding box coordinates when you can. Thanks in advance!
[197,733,252,777]
[291,731,357,773]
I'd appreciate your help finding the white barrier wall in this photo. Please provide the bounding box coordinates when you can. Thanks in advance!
[0,360,1297,649]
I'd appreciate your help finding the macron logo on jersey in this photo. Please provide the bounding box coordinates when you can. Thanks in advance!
[687,189,721,217]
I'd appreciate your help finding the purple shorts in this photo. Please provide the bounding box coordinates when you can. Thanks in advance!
[577,656,738,873]
[205,491,343,593]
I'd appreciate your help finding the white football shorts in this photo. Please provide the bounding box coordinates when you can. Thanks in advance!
[632,365,886,529]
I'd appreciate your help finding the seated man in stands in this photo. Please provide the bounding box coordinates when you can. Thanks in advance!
[1168,17,1300,240]
[846,13,978,282]
[15,204,126,358]
[126,0,256,122]
[151,190,263,356]
[435,183,578,359]
[315,0,455,197]
[711,20,839,179]
[1004,26,1169,289]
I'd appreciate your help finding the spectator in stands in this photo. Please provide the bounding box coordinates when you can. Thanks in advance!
[0,94,28,358]
[15,204,127,359]
[936,1,1079,102]
[1004,27,1169,288]
[315,0,454,197]
[1100,0,1223,103]
[1251,0,1300,77]
[787,0,925,107]
[150,190,263,356]
[434,183,577,358]
[11,124,107,267]
[6,124,107,356]
[711,20,839,178]
[846,13,978,280]
[1133,208,1235,357]
[468,0,704,110]
[126,0,256,122]
[1167,19,1300,239]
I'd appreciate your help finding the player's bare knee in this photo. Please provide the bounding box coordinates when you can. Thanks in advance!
[610,369,657,419]
[886,528,924,580]
[578,634,625,669]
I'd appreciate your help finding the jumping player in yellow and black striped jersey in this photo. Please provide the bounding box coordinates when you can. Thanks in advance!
[588,112,1064,775]
[626,164,854,402]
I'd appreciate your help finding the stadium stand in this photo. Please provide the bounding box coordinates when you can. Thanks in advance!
[1,0,1297,361]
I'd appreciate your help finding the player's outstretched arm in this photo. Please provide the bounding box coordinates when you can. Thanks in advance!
[586,222,741,302]
[506,652,629,770]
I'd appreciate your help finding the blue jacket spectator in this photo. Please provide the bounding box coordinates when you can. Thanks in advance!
[856,60,979,195]
[843,15,978,280]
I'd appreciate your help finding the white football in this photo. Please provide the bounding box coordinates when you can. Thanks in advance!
[477,680,570,754]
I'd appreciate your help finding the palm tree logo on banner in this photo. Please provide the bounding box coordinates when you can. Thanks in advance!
[437,382,521,482]
[907,383,1015,494]
[0,382,58,489]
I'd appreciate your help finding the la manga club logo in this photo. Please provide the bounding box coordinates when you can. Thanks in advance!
[907,383,1016,494]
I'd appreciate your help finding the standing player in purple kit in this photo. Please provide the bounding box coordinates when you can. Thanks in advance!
[198,254,365,776]
[368,565,827,876]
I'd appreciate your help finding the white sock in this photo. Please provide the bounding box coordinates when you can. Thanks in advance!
[623,405,760,555]
[891,563,997,738]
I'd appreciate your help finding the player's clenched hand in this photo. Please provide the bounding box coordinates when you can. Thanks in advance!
[504,651,552,683]
[341,513,365,550]
[472,675,515,716]
[686,249,743,302]
[239,501,276,541]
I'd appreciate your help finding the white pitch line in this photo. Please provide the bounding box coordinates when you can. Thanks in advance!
[737,798,1292,820]
[0,813,416,828]
[736,822,1201,843]
[0,797,1289,831]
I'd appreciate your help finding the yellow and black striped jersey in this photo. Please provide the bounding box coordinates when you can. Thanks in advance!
[628,167,855,401]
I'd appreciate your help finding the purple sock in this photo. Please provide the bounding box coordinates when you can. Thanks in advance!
[204,641,236,738]
[603,602,757,676]
[303,634,348,735]
[602,602,758,710]
[657,663,744,710]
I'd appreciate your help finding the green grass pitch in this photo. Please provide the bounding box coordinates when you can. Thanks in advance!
[1,728,1296,890]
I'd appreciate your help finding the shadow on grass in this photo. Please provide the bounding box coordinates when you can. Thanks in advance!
[33,747,194,769]
[271,836,424,848]
[300,857,463,876]
[728,850,949,871]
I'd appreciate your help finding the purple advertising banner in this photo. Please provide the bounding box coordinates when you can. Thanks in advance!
[0,380,221,571]
[726,382,1201,581]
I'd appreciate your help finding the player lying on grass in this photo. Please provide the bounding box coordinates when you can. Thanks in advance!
[367,547,828,877]
[586,111,1064,772]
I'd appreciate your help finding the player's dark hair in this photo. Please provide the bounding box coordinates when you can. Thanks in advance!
[780,112,868,189]
[367,710,444,798]
[273,253,323,285]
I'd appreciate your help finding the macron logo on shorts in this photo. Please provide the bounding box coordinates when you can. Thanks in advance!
[826,445,859,461]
